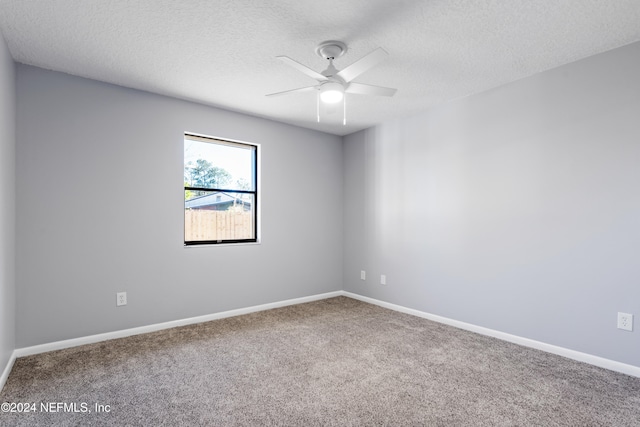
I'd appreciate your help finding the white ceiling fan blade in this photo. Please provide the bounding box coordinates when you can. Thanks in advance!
[345,82,397,97]
[266,86,317,97]
[277,56,328,82]
[336,47,388,82]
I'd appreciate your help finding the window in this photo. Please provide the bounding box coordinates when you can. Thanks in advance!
[184,134,258,245]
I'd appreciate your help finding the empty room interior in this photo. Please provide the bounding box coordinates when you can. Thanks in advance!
[1,1,640,425]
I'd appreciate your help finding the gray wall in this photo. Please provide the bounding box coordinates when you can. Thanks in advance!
[16,65,343,348]
[343,42,640,366]
[11,41,640,368]
[0,31,16,369]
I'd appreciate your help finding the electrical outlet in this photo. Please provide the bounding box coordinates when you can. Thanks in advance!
[380,274,386,285]
[360,270,366,280]
[116,292,127,307]
[617,312,633,331]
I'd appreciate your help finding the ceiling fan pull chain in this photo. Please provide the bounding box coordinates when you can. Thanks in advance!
[343,95,346,126]
[317,91,320,123]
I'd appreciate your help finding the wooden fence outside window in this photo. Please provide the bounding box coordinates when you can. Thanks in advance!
[185,209,253,241]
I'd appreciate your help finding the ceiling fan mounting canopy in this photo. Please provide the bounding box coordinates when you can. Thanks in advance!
[315,40,347,60]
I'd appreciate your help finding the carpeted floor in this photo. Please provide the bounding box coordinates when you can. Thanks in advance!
[1,296,639,426]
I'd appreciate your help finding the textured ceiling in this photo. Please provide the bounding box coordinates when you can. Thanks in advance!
[1,1,639,136]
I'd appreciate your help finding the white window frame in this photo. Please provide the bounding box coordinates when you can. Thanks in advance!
[183,133,259,246]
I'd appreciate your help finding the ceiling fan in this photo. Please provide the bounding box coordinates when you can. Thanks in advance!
[267,41,397,124]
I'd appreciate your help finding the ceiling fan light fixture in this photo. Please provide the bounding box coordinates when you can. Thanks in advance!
[319,82,344,104]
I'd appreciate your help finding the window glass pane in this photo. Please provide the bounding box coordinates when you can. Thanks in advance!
[185,190,255,242]
[184,138,255,191]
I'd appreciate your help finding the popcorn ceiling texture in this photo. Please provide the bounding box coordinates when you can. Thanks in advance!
[0,0,639,135]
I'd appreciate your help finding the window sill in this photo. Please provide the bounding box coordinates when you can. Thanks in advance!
[183,241,261,248]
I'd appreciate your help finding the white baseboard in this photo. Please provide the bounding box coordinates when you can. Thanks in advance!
[7,290,639,383]
[14,291,343,358]
[0,351,17,393]
[344,291,640,378]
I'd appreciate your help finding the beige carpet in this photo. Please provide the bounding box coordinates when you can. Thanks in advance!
[1,296,639,426]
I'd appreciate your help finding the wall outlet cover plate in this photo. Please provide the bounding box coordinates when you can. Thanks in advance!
[116,292,127,307]
[617,312,633,331]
